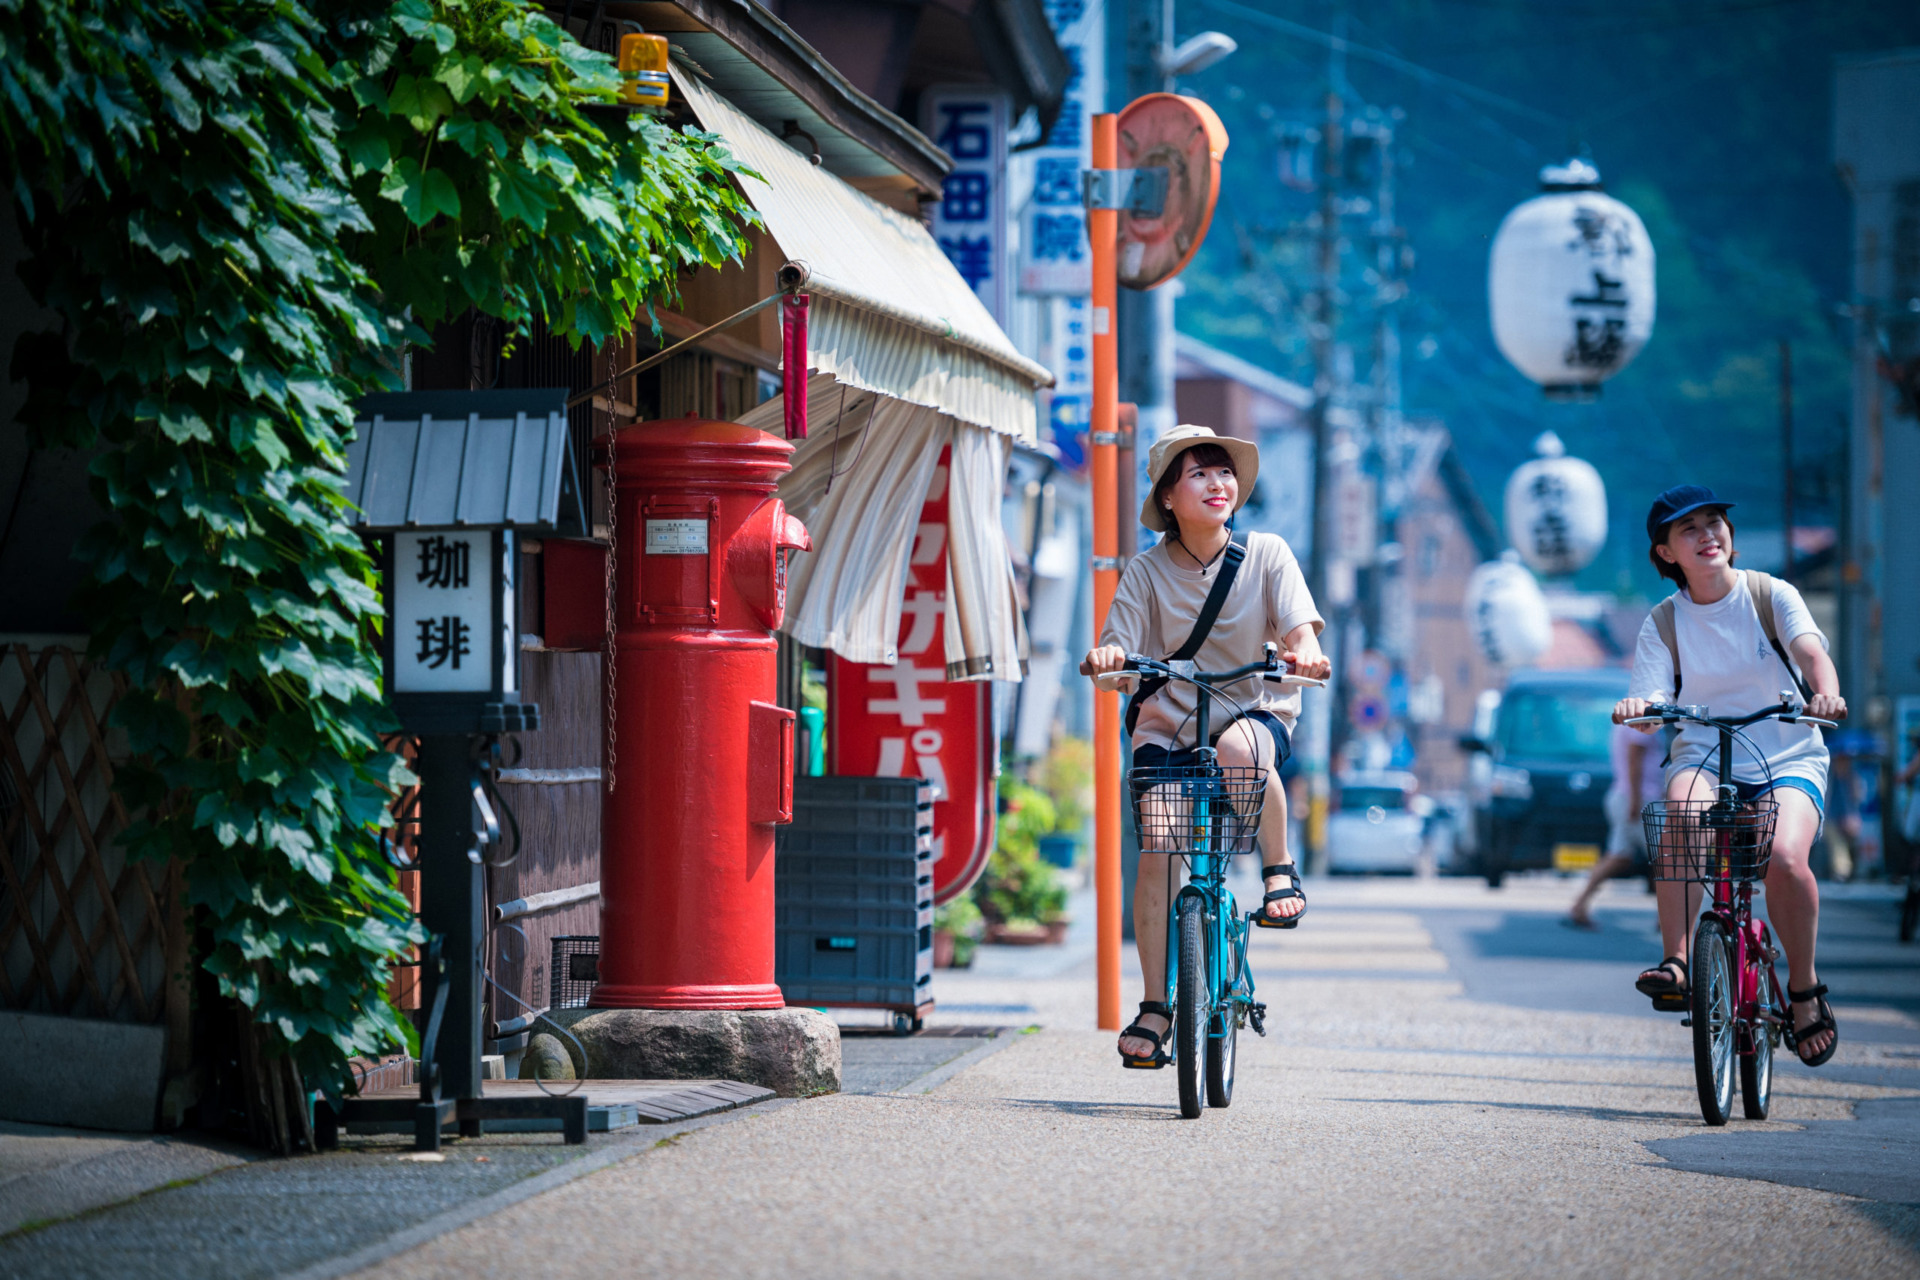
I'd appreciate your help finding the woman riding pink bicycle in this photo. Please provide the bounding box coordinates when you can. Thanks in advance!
[1614,485,1845,1068]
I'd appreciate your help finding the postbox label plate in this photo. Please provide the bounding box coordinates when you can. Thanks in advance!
[645,518,708,554]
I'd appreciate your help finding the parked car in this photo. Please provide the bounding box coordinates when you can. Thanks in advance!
[1327,770,1431,874]
[1459,667,1627,886]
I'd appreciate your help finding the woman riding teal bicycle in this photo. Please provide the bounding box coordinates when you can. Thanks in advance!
[1082,425,1329,1069]
[1615,485,1845,1068]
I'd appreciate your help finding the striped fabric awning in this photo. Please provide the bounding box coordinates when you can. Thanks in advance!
[671,66,1052,442]
[738,376,1026,681]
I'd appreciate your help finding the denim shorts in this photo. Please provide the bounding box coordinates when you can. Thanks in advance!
[1133,710,1293,772]
[1733,777,1825,838]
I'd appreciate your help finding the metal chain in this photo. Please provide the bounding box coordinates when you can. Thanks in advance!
[601,380,618,795]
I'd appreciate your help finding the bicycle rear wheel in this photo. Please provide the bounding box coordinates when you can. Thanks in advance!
[1176,896,1206,1120]
[1206,918,1238,1109]
[1741,957,1777,1120]
[1691,917,1736,1126]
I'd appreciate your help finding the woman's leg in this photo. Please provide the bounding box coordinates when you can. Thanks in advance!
[1215,719,1299,921]
[1647,772,1708,984]
[1120,790,1178,1058]
[1761,786,1833,1060]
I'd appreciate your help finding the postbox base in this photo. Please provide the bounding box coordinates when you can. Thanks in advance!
[546,1006,840,1097]
[586,982,786,1010]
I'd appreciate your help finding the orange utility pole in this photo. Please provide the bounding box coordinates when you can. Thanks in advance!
[1089,113,1121,1032]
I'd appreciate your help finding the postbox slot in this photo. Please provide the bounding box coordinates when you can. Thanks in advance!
[748,700,796,825]
[638,498,717,624]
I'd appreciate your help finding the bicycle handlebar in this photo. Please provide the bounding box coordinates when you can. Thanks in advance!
[1624,701,1839,732]
[1088,642,1329,692]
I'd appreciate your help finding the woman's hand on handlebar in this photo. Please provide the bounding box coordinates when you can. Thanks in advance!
[1807,692,1848,722]
[1283,650,1331,682]
[1614,696,1657,731]
[1082,645,1129,678]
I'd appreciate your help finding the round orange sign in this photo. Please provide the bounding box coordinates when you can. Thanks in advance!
[1116,94,1230,290]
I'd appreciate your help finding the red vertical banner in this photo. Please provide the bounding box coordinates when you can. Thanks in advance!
[828,446,996,904]
[781,294,809,440]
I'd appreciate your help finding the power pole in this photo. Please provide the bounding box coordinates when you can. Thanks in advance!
[1117,0,1176,477]
[1302,29,1345,872]
[1780,338,1794,583]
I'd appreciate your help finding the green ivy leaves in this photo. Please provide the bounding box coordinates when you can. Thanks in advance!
[339,0,759,346]
[1,0,759,1108]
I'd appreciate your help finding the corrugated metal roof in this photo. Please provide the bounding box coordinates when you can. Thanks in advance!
[343,390,587,535]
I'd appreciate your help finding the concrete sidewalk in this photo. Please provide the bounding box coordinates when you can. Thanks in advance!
[363,875,1920,1280]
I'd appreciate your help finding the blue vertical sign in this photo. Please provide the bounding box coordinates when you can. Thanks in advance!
[1018,0,1105,469]
[923,87,1009,325]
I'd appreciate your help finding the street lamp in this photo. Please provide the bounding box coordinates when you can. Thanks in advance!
[1161,31,1238,79]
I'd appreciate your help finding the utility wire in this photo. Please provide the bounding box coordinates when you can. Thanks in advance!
[1192,0,1567,129]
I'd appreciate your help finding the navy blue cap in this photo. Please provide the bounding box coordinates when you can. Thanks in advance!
[1646,485,1734,542]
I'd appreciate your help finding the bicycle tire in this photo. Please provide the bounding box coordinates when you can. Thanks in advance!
[1176,896,1206,1120]
[1741,957,1777,1120]
[1692,917,1736,1126]
[1900,883,1920,944]
[1206,918,1238,1109]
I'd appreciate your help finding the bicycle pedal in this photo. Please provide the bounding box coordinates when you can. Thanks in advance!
[1249,1003,1267,1037]
[1680,1017,1693,1027]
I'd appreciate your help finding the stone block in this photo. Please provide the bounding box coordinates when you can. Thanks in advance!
[522,1033,576,1081]
[561,1007,840,1097]
[0,1011,166,1132]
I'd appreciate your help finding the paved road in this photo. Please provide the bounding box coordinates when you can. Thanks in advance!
[360,873,1920,1279]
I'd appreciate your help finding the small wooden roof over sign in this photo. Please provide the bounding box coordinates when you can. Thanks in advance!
[343,390,587,536]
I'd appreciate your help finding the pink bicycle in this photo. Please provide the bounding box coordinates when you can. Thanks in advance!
[1630,698,1838,1126]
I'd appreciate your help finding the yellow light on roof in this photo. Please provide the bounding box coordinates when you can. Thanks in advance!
[618,33,670,108]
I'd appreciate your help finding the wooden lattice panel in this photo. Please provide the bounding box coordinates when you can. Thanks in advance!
[0,642,173,1023]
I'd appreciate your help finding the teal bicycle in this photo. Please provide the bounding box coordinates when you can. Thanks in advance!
[1098,643,1324,1119]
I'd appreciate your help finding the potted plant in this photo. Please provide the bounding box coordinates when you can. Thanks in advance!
[980,781,1070,944]
[933,892,983,968]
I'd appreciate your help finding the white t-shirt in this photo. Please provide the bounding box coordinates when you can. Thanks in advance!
[1628,573,1828,792]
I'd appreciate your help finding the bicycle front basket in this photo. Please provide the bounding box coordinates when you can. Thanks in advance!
[1642,798,1779,883]
[1127,765,1267,856]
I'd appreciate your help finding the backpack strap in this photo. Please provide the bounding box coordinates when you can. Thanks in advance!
[1744,569,1812,701]
[1651,597,1681,699]
[1126,531,1248,737]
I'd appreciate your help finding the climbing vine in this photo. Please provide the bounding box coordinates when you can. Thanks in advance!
[0,0,755,1114]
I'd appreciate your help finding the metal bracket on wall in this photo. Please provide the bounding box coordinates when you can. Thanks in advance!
[1081,167,1169,217]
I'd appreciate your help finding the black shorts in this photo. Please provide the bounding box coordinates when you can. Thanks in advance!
[1132,710,1293,773]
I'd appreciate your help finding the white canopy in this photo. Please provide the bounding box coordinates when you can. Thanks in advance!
[738,376,1025,681]
[672,66,1051,441]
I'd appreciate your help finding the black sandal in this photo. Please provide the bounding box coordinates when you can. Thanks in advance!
[1635,957,1689,1012]
[1786,983,1839,1067]
[1253,863,1305,929]
[1118,1001,1173,1069]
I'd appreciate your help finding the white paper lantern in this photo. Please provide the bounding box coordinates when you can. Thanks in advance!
[1504,431,1607,576]
[1488,159,1655,399]
[1464,552,1552,667]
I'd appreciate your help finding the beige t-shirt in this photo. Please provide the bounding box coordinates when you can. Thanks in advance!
[1098,531,1324,749]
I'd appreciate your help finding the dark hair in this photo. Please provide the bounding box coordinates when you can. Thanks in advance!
[1153,443,1236,537]
[1649,507,1737,586]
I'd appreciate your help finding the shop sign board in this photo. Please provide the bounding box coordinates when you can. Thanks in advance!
[924,87,1009,326]
[828,449,997,904]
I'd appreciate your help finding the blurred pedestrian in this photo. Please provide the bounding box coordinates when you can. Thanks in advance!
[1566,721,1663,929]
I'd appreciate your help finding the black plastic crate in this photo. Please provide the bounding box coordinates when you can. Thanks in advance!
[776,908,935,1009]
[549,935,600,1010]
[775,777,934,1012]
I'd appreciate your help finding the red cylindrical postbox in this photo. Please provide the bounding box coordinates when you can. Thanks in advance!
[590,416,810,1009]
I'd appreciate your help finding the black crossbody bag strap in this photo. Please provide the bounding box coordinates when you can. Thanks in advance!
[1125,532,1247,737]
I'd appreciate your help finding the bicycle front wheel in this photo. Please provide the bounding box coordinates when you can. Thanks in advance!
[1741,957,1777,1120]
[1691,917,1736,1126]
[1176,896,1207,1120]
[1206,916,1239,1109]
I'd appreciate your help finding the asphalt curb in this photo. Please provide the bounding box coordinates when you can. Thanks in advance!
[280,1099,797,1280]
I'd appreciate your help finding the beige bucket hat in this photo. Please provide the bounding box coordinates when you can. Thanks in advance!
[1140,424,1260,533]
